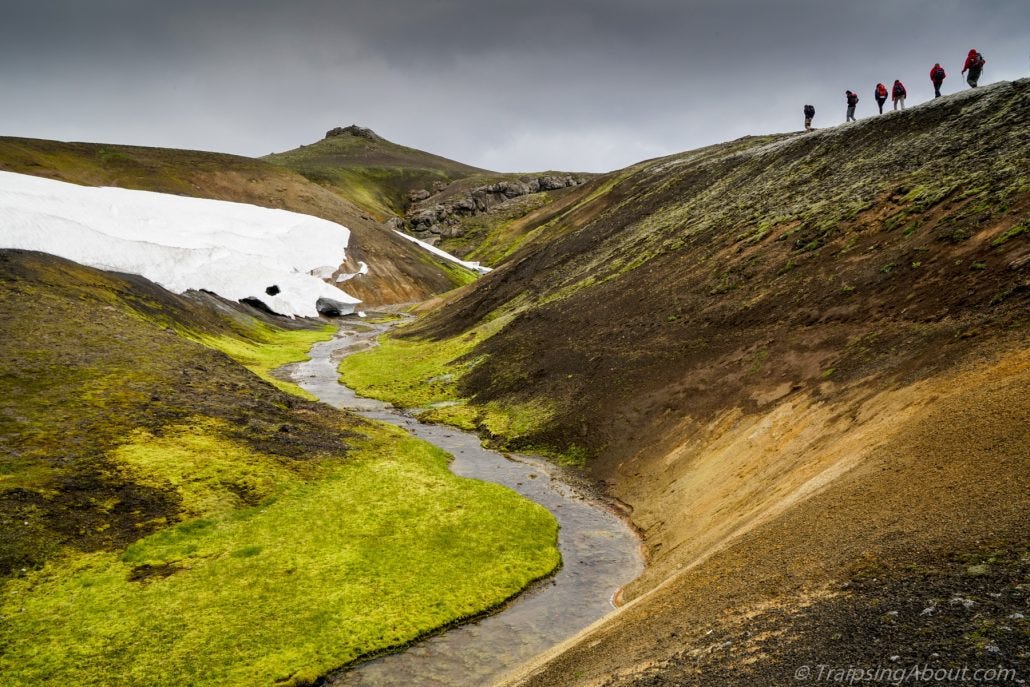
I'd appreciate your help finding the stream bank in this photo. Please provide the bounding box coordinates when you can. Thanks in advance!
[287,320,643,687]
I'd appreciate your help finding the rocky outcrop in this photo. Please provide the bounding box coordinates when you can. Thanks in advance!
[325,125,381,141]
[404,175,582,241]
[315,296,356,317]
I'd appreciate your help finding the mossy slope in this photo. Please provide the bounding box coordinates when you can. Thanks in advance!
[190,322,335,400]
[340,317,584,465]
[2,424,558,687]
[0,250,558,686]
[378,79,1030,466]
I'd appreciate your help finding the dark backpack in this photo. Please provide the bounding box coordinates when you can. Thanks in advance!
[847,92,859,106]
[804,105,815,117]
[973,53,985,68]
[933,67,945,81]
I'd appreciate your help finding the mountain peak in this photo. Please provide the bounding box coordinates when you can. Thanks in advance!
[325,124,381,141]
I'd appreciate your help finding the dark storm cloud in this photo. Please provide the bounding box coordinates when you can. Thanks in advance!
[1,1,1027,171]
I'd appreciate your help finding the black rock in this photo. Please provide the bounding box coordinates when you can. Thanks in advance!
[324,125,380,140]
[316,297,356,317]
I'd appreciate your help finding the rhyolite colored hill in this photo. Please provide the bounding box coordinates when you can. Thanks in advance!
[343,79,1030,685]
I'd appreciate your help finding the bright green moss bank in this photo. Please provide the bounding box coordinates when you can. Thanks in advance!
[0,251,560,686]
[1,423,559,687]
[338,319,587,466]
[192,321,336,400]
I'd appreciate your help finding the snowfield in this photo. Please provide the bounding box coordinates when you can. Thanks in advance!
[0,171,358,317]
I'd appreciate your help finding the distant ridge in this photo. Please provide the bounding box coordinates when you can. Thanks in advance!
[264,125,489,218]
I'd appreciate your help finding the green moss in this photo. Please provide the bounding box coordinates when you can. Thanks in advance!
[415,251,479,289]
[478,400,555,443]
[112,421,312,519]
[338,317,588,465]
[748,349,770,375]
[418,402,480,430]
[778,260,797,275]
[0,423,559,687]
[339,316,512,408]
[992,222,1027,247]
[1,252,562,685]
[191,322,336,399]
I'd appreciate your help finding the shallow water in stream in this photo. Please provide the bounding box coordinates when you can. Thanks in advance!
[286,321,642,687]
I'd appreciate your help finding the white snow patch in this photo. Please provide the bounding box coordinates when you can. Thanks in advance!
[335,261,369,282]
[0,171,360,317]
[392,230,492,274]
[309,265,339,279]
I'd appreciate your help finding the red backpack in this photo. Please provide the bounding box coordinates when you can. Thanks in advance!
[876,84,888,99]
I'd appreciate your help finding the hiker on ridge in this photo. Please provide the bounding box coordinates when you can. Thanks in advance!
[845,90,859,122]
[930,63,947,97]
[874,83,889,113]
[892,80,907,110]
[804,104,815,131]
[962,49,986,88]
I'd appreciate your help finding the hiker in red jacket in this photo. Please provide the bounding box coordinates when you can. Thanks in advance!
[874,83,889,114]
[892,80,907,110]
[962,49,986,88]
[845,90,859,122]
[930,63,947,98]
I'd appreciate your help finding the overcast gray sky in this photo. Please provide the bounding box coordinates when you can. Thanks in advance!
[1,0,1027,172]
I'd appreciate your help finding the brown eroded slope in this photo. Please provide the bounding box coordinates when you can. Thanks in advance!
[388,80,1029,684]
[502,347,1028,686]
[0,137,472,304]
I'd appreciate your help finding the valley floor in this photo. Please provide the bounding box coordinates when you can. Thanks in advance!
[0,251,559,687]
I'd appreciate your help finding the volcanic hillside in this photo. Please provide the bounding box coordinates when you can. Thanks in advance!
[265,125,592,266]
[363,80,1030,685]
[0,137,474,304]
[263,124,489,219]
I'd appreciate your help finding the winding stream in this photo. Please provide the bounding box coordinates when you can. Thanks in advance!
[287,321,643,687]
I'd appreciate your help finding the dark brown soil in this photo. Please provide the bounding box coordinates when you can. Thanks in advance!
[605,546,1028,687]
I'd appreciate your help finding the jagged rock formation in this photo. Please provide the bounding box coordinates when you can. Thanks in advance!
[324,124,381,141]
[405,175,583,240]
